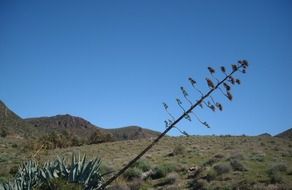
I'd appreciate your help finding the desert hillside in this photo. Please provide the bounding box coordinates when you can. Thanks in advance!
[0,134,291,189]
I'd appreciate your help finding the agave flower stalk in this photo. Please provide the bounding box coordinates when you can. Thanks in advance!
[98,60,248,190]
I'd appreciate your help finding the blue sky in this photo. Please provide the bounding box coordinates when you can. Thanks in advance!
[0,0,291,136]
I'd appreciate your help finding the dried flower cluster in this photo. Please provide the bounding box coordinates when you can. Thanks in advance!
[162,60,249,136]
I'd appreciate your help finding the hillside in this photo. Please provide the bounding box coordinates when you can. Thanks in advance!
[0,100,161,144]
[0,101,39,138]
[0,135,291,189]
[275,128,292,140]
[105,126,160,141]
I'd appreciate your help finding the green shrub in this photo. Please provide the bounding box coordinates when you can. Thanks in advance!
[132,160,151,172]
[269,172,282,184]
[163,172,177,185]
[172,144,186,155]
[213,163,231,175]
[205,169,217,181]
[123,168,142,180]
[266,163,288,184]
[151,163,176,179]
[267,163,287,175]
[230,159,247,171]
[188,178,208,190]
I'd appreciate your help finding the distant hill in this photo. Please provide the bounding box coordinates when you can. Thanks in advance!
[105,126,160,141]
[275,128,292,140]
[258,133,271,137]
[25,114,107,140]
[0,100,161,144]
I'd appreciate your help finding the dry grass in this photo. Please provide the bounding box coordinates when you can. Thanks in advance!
[1,136,292,189]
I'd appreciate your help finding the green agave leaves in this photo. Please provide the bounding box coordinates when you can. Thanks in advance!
[0,160,39,190]
[0,154,104,190]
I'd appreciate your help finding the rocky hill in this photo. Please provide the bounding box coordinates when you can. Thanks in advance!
[275,128,292,140]
[25,114,107,140]
[0,100,160,144]
[258,133,271,137]
[105,125,160,141]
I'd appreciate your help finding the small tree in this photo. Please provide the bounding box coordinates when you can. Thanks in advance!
[98,60,249,189]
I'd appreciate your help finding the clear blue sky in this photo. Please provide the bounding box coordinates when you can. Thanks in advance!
[1,0,291,136]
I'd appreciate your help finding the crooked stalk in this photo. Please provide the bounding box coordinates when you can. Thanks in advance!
[98,63,246,190]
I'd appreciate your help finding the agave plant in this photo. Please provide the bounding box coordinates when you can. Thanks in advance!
[40,154,104,190]
[0,154,104,190]
[0,160,40,190]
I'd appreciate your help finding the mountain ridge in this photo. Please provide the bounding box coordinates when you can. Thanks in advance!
[0,100,160,142]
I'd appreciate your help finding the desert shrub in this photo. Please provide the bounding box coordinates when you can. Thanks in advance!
[228,152,244,160]
[0,128,8,138]
[172,144,186,155]
[11,143,18,148]
[151,163,176,179]
[230,159,247,171]
[165,172,178,184]
[0,156,8,163]
[100,164,114,176]
[287,168,292,175]
[268,172,282,184]
[204,168,217,181]
[213,163,231,175]
[88,132,113,144]
[266,163,287,184]
[214,153,224,159]
[123,168,142,180]
[267,163,287,175]
[251,154,265,162]
[132,160,151,172]
[188,178,208,190]
[204,154,224,166]
[155,172,178,187]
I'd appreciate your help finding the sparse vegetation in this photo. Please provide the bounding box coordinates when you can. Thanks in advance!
[1,135,292,189]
